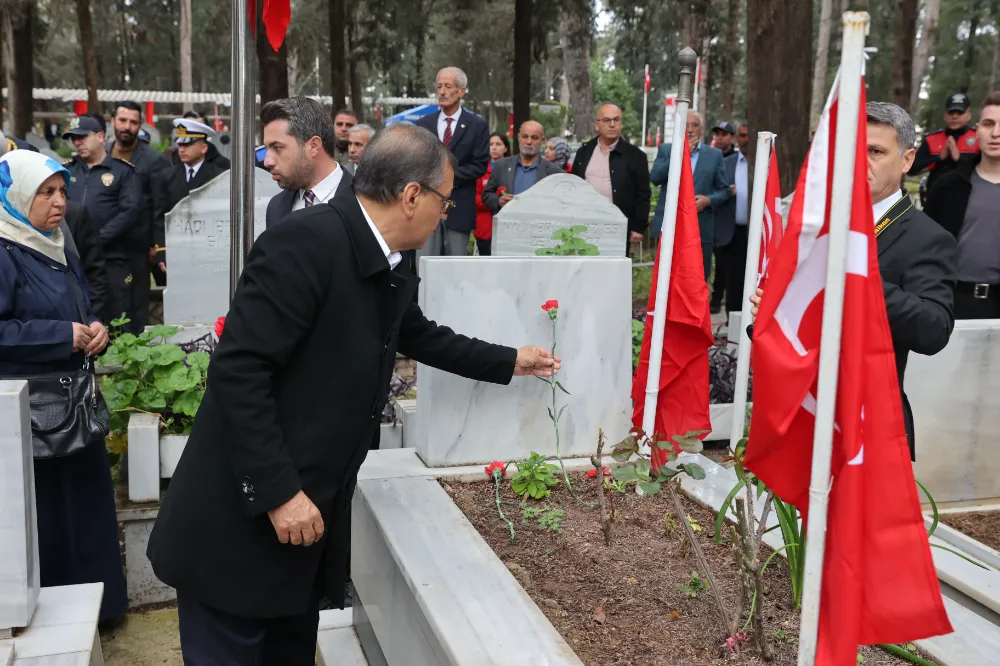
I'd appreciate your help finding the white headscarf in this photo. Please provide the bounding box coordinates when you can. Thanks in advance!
[0,150,71,266]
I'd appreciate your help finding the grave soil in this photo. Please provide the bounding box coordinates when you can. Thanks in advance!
[100,606,183,666]
[940,509,1000,553]
[447,473,918,666]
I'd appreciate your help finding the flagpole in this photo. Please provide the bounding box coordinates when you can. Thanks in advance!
[641,64,649,147]
[641,48,697,449]
[728,132,773,448]
[230,0,256,301]
[797,12,870,666]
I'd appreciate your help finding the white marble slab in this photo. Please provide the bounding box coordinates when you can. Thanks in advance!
[0,645,13,666]
[0,381,39,631]
[491,174,627,257]
[393,399,417,449]
[163,168,279,325]
[11,584,102,664]
[926,517,1000,571]
[907,321,1000,505]
[316,626,369,666]
[126,414,160,503]
[415,257,632,466]
[352,475,583,665]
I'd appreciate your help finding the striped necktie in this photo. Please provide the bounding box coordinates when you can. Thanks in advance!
[443,117,453,148]
[303,189,316,207]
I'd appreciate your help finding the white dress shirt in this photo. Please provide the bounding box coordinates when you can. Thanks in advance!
[436,108,463,143]
[872,189,903,226]
[291,164,345,212]
[356,197,402,269]
[185,159,204,182]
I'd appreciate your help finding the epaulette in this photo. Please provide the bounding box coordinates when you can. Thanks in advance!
[114,157,136,168]
[62,158,74,166]
[925,128,945,136]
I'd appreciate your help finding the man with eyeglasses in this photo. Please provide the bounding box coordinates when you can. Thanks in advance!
[482,120,564,212]
[571,103,651,252]
[909,93,980,203]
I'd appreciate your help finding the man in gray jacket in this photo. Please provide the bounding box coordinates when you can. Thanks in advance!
[482,120,564,213]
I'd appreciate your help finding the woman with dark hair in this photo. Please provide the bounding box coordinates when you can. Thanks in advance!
[474,132,511,256]
[544,137,573,172]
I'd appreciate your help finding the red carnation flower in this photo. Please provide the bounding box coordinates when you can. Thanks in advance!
[587,466,612,479]
[541,299,559,313]
[485,461,506,478]
[215,316,226,338]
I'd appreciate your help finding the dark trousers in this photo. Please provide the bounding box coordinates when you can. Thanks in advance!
[954,289,1000,320]
[104,258,133,329]
[727,224,750,316]
[476,237,492,256]
[129,250,150,332]
[710,244,730,309]
[177,590,320,666]
[701,242,712,282]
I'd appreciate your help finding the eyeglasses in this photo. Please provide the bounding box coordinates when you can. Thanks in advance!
[421,184,456,214]
[598,117,622,125]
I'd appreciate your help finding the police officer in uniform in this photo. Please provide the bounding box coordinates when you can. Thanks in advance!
[63,115,141,328]
[909,93,980,204]
[151,118,229,275]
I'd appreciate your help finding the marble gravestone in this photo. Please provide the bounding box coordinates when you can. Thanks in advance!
[24,132,60,159]
[163,168,279,325]
[491,174,628,257]
[908,321,1000,505]
[141,123,161,146]
[414,257,632,466]
[0,381,39,633]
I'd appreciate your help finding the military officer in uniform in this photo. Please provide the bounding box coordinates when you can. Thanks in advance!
[63,115,141,328]
[909,93,980,204]
[151,118,229,275]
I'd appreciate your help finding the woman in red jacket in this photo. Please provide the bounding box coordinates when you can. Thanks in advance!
[474,132,511,256]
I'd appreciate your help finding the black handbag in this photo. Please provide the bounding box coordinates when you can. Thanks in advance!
[3,272,110,458]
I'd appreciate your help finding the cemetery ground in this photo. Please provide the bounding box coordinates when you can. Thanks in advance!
[99,607,182,666]
[449,471,920,665]
[941,510,1000,554]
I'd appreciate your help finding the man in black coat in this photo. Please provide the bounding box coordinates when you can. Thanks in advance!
[150,119,229,274]
[414,66,490,258]
[147,123,559,665]
[924,92,1000,320]
[260,97,354,229]
[63,201,109,321]
[570,103,651,251]
[750,102,956,459]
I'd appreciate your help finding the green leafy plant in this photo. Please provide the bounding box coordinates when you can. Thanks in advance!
[610,427,708,495]
[774,629,795,644]
[98,317,210,446]
[510,452,560,500]
[677,571,707,598]
[631,319,644,371]
[535,226,599,256]
[522,505,565,533]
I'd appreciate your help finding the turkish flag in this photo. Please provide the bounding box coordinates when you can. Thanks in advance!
[631,140,713,465]
[757,148,783,290]
[260,0,291,51]
[745,73,952,662]
[644,65,651,94]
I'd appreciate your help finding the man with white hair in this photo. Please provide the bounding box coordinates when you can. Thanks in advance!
[346,123,375,175]
[414,66,490,258]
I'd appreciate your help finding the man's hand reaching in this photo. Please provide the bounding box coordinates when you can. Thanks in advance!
[513,346,561,377]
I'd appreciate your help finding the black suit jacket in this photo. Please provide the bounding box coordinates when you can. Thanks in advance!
[150,159,229,263]
[876,193,957,458]
[570,136,651,235]
[63,201,109,321]
[265,168,354,229]
[415,109,490,233]
[147,196,517,618]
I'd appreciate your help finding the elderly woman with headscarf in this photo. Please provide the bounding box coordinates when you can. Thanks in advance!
[544,137,573,172]
[0,150,126,625]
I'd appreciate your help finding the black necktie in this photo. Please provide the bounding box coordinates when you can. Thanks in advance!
[188,167,195,182]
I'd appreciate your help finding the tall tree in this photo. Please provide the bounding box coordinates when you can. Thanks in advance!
[811,0,834,124]
[747,0,812,193]
[513,0,532,149]
[5,1,33,137]
[329,0,347,110]
[910,0,942,115]
[257,7,289,105]
[559,0,595,140]
[180,0,193,93]
[347,2,363,120]
[718,0,740,120]
[891,0,919,108]
[75,0,99,110]
[992,18,1000,91]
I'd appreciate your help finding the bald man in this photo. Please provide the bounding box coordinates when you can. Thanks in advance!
[482,121,565,212]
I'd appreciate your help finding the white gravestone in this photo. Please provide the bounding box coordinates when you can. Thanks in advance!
[24,132,59,159]
[491,174,628,257]
[0,381,39,632]
[163,168,279,325]
[141,123,161,146]
[414,256,633,466]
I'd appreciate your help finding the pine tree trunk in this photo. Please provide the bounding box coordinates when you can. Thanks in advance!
[718,0,740,120]
[810,0,834,126]
[75,0,100,111]
[256,7,289,106]
[6,1,33,138]
[698,39,709,125]
[991,17,1000,91]
[890,0,919,109]
[747,0,812,194]
[910,0,942,115]
[513,0,532,151]
[348,4,363,120]
[179,0,192,93]
[329,0,347,111]
[962,8,982,93]
[559,0,594,141]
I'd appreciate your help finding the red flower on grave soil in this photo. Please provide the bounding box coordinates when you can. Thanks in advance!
[485,461,506,478]
[586,466,612,479]
[215,316,226,338]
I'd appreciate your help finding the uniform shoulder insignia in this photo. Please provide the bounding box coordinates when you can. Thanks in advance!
[62,158,74,165]
[114,157,136,168]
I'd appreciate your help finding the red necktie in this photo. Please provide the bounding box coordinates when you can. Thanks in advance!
[443,117,453,148]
